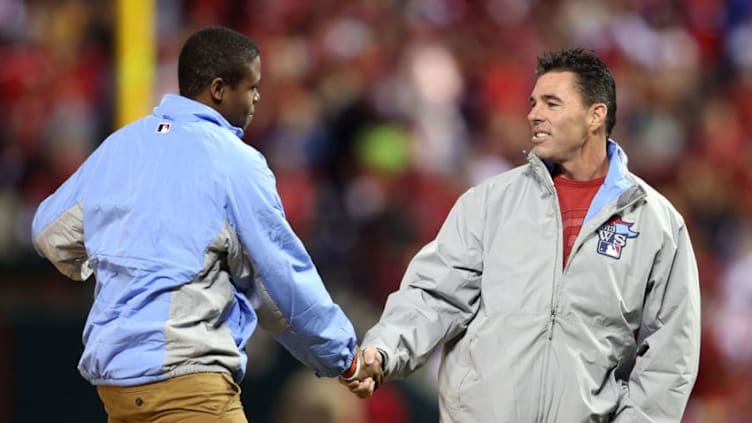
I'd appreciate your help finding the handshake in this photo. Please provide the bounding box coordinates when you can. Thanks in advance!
[338,346,385,398]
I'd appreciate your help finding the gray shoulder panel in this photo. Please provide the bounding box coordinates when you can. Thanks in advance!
[33,202,91,281]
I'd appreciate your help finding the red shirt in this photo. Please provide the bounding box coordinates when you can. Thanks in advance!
[553,175,605,268]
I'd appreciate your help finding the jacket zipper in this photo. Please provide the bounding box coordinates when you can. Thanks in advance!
[541,165,560,341]
[547,308,556,340]
[529,157,559,421]
[548,196,560,341]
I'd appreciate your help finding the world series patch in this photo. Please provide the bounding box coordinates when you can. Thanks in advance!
[597,216,639,259]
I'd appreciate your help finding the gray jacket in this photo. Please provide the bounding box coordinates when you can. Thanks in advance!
[363,141,700,422]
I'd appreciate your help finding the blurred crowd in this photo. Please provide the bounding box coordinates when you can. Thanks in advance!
[1,0,751,422]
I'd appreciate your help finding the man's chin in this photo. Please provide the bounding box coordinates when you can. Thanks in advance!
[531,146,555,162]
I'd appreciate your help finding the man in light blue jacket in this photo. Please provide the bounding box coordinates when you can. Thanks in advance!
[32,26,373,422]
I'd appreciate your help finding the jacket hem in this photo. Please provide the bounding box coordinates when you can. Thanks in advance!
[88,364,233,387]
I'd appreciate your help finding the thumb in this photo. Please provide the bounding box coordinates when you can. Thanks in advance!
[363,347,378,366]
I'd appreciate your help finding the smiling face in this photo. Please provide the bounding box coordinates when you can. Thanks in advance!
[527,71,591,163]
[214,55,262,130]
[527,70,609,179]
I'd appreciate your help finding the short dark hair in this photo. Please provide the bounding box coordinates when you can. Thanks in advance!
[178,26,260,99]
[535,48,616,137]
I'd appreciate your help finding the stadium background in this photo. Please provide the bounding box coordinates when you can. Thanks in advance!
[1,0,751,421]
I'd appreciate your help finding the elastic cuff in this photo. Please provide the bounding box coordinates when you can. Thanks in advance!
[375,348,389,375]
[341,352,360,380]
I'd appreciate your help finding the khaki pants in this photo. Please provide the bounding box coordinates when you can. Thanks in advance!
[97,372,248,423]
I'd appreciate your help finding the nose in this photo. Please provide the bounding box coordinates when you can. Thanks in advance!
[253,91,260,103]
[527,104,541,124]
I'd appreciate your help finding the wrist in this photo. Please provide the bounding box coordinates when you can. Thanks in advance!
[341,350,361,381]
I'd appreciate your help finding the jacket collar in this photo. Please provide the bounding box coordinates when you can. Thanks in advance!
[526,139,630,186]
[152,94,245,138]
[526,140,645,222]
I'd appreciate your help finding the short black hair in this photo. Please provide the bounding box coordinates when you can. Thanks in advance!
[535,48,616,137]
[178,26,260,99]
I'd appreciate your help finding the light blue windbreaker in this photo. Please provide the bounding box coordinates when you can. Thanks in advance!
[31,94,357,386]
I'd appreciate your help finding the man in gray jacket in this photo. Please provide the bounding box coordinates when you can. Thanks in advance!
[342,48,701,422]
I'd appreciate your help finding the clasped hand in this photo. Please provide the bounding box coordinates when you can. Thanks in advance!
[338,346,384,398]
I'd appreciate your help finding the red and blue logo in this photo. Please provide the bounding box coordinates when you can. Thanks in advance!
[156,122,171,134]
[597,216,639,259]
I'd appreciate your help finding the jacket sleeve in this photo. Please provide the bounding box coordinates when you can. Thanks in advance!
[362,188,484,380]
[613,223,701,422]
[31,165,92,281]
[225,150,356,378]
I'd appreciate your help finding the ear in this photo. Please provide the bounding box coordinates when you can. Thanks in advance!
[209,77,225,103]
[589,103,607,133]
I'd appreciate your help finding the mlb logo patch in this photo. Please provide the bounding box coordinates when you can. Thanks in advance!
[596,216,639,259]
[156,122,171,134]
[597,242,622,258]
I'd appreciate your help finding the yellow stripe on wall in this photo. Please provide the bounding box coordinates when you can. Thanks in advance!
[115,0,155,128]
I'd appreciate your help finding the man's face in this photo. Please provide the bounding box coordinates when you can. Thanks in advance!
[218,56,262,130]
[527,71,591,164]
